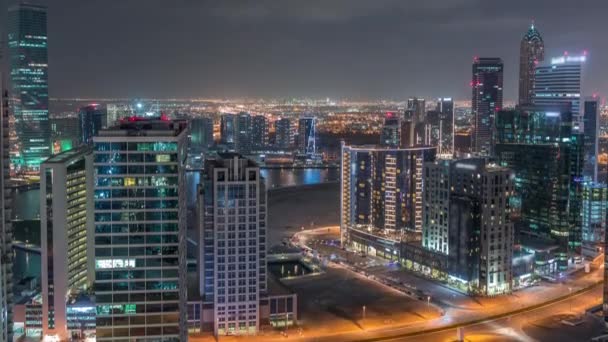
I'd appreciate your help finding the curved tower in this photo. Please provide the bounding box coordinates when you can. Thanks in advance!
[518,22,544,105]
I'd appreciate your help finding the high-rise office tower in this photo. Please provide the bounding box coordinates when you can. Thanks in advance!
[423,158,514,295]
[274,118,293,149]
[581,182,607,258]
[583,97,600,181]
[407,98,426,123]
[189,117,214,153]
[40,147,94,340]
[220,114,237,148]
[380,112,401,147]
[495,104,584,269]
[235,112,252,154]
[251,115,268,151]
[518,23,544,105]
[298,117,316,155]
[406,98,426,146]
[93,118,189,341]
[472,57,503,155]
[8,3,50,170]
[400,120,416,148]
[340,144,437,246]
[106,104,131,126]
[424,109,440,147]
[0,72,13,342]
[50,117,80,153]
[198,154,267,336]
[79,104,108,145]
[436,98,454,154]
[533,53,586,127]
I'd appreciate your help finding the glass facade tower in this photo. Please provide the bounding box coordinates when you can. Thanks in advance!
[298,117,316,155]
[80,104,108,145]
[495,104,584,268]
[0,73,13,342]
[583,97,599,181]
[380,112,401,147]
[533,53,585,128]
[580,182,607,257]
[437,98,454,154]
[251,115,268,151]
[274,118,293,149]
[189,117,214,153]
[472,58,503,155]
[8,3,50,170]
[93,119,188,341]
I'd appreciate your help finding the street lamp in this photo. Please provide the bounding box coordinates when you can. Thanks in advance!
[362,305,366,319]
[568,287,572,313]
[427,296,431,308]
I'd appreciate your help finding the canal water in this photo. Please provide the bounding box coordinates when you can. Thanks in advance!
[13,168,339,283]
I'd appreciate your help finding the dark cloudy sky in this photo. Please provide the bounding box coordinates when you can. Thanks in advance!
[1,0,607,100]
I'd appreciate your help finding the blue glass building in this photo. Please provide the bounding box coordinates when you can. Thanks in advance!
[472,58,503,155]
[93,118,189,341]
[495,104,584,269]
[8,3,50,170]
[79,104,108,145]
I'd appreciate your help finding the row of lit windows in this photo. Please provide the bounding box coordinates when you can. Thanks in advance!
[95,188,178,199]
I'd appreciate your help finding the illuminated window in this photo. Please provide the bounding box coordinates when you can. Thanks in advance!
[156,154,171,162]
[124,177,136,187]
[95,259,136,269]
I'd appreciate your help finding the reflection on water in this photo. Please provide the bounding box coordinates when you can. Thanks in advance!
[13,168,338,283]
[13,248,40,282]
[268,260,312,278]
[12,188,40,220]
[261,168,339,189]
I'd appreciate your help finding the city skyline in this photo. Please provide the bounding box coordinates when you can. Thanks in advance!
[3,1,608,341]
[0,0,606,101]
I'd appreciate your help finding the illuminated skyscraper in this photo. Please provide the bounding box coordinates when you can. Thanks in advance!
[580,182,607,258]
[235,112,252,154]
[198,154,267,336]
[251,115,268,150]
[190,117,214,153]
[340,144,437,245]
[472,58,503,155]
[437,98,454,154]
[40,147,94,340]
[406,98,425,123]
[380,112,401,147]
[406,98,426,145]
[50,117,79,153]
[79,104,108,145]
[8,3,50,170]
[423,158,514,295]
[495,104,584,269]
[298,117,316,155]
[274,118,294,149]
[533,53,586,127]
[518,23,544,105]
[0,72,13,342]
[583,97,600,181]
[93,118,189,341]
[220,114,236,148]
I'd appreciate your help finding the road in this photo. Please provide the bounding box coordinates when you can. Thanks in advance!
[290,226,605,342]
[193,183,606,341]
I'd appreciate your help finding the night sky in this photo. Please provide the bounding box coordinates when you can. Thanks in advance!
[1,0,607,100]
